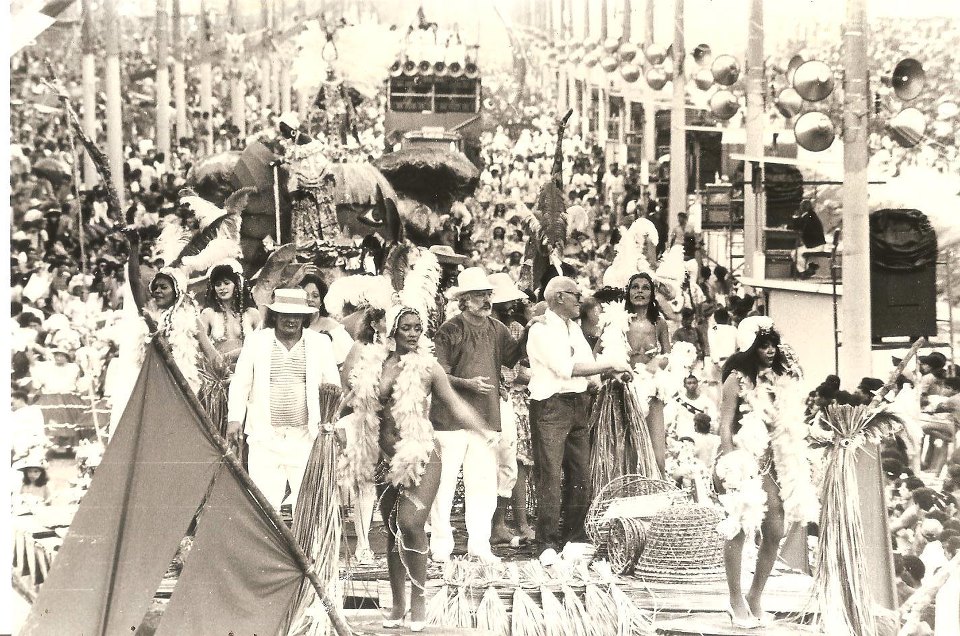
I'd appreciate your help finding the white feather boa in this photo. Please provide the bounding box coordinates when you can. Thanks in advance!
[158,302,203,395]
[715,368,820,540]
[342,342,436,489]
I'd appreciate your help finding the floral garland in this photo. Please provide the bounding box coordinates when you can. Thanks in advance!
[715,359,820,540]
[342,341,437,489]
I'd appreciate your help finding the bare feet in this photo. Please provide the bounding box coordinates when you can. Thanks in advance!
[491,525,517,545]
[518,525,536,542]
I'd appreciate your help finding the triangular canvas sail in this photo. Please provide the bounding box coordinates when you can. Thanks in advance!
[154,461,304,635]
[21,344,223,636]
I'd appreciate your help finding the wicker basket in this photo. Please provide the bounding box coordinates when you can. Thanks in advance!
[632,503,726,582]
[585,475,688,553]
[607,517,646,575]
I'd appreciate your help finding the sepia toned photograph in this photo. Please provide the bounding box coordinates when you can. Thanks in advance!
[5,0,960,633]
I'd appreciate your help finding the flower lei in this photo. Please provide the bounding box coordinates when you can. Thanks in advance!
[715,358,820,540]
[341,342,436,490]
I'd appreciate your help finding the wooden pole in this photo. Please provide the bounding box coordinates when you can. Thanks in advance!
[103,0,124,207]
[278,0,292,114]
[642,0,655,185]
[742,0,764,277]
[199,0,214,154]
[842,0,897,613]
[172,0,187,148]
[260,2,273,122]
[229,0,246,140]
[667,0,685,232]
[156,0,172,157]
[80,0,97,189]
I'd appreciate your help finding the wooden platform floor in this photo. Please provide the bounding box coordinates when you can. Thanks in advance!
[346,610,495,635]
[654,612,820,635]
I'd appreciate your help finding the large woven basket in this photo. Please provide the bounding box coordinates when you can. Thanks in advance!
[585,475,688,553]
[632,503,726,582]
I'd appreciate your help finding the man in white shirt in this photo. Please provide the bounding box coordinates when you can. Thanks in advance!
[707,307,738,378]
[526,277,632,563]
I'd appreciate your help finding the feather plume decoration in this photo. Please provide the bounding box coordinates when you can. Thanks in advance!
[222,187,256,218]
[398,248,441,325]
[324,274,396,318]
[179,236,242,276]
[250,244,298,309]
[152,220,190,266]
[171,214,241,272]
[602,222,655,288]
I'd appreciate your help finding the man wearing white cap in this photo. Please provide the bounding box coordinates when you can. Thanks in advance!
[429,268,525,563]
[227,288,341,513]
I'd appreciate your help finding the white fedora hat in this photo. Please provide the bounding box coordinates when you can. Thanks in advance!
[448,267,494,298]
[267,288,319,315]
[489,272,526,304]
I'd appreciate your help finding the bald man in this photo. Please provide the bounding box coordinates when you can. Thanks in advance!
[526,277,632,564]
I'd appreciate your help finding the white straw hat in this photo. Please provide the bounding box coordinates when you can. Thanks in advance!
[489,272,526,304]
[267,288,319,314]
[447,267,494,298]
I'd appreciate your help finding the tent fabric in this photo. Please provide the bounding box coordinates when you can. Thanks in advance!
[21,346,223,636]
[154,462,304,635]
[870,209,938,272]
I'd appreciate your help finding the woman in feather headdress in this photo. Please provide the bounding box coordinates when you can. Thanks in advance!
[342,305,489,631]
[200,260,262,364]
[714,317,818,628]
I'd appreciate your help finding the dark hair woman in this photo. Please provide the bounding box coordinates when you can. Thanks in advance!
[715,316,817,628]
[299,273,354,368]
[200,262,261,363]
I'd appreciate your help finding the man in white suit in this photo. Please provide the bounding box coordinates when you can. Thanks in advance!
[227,288,340,513]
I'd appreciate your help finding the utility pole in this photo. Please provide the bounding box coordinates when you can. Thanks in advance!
[597,0,608,150]
[278,0,292,114]
[667,0,686,232]
[642,0,655,185]
[229,0,246,139]
[156,0,171,157]
[842,0,898,613]
[260,2,273,122]
[104,0,124,206]
[743,0,765,277]
[580,0,590,141]
[172,0,187,148]
[199,0,214,154]
[80,0,97,188]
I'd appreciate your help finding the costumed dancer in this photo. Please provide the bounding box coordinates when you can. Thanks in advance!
[714,316,819,628]
[341,305,490,631]
[276,112,340,244]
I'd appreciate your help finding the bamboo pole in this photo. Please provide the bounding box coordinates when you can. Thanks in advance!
[80,0,97,189]
[667,0,685,231]
[103,0,124,207]
[742,0,764,277]
[146,330,352,636]
[172,0,187,147]
[156,0,172,157]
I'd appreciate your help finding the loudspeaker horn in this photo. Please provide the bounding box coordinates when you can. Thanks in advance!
[794,111,835,151]
[620,62,641,83]
[711,55,740,86]
[644,43,667,65]
[792,60,834,102]
[389,60,403,77]
[617,41,638,63]
[888,107,926,147]
[693,43,712,66]
[786,54,804,83]
[887,58,925,101]
[645,66,668,91]
[463,62,479,79]
[600,55,619,73]
[694,68,713,91]
[402,59,418,76]
[447,61,463,77]
[433,61,447,75]
[709,90,740,120]
[775,88,803,118]
[418,60,433,75]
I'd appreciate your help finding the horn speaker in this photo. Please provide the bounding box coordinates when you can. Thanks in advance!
[888,107,926,147]
[711,55,740,86]
[433,61,447,75]
[792,60,834,102]
[447,61,463,77]
[418,60,433,75]
[389,61,403,77]
[402,59,418,76]
[775,88,803,118]
[464,62,479,79]
[693,43,712,66]
[888,58,925,101]
[709,90,740,120]
[794,111,835,151]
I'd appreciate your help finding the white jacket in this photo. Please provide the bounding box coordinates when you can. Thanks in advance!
[227,328,341,440]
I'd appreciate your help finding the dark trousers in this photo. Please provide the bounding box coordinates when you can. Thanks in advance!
[529,392,592,553]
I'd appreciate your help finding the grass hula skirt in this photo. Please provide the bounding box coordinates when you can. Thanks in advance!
[282,384,347,636]
[589,378,663,496]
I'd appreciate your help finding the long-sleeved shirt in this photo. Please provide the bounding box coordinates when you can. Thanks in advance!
[526,309,594,401]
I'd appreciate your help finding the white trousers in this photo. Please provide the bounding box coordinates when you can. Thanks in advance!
[429,429,498,558]
[497,398,519,498]
[247,426,313,512]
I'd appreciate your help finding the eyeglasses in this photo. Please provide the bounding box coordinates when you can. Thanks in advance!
[559,290,582,302]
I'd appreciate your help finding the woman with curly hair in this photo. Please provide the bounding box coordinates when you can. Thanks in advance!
[199,261,261,364]
[715,317,818,628]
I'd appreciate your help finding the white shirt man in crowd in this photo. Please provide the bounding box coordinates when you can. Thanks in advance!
[526,276,632,565]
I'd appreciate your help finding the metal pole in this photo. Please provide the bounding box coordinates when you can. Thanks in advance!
[81,0,97,189]
[172,0,187,147]
[667,0,685,231]
[842,0,898,613]
[156,0,172,157]
[273,164,282,244]
[104,0,124,207]
[743,0,764,278]
[948,250,956,367]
